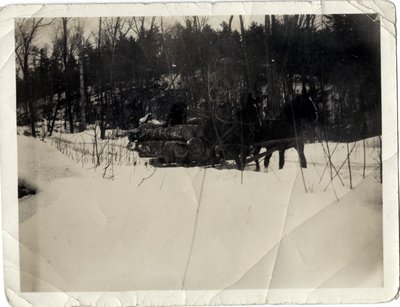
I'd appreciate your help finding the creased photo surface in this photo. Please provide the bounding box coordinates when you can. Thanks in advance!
[0,1,398,305]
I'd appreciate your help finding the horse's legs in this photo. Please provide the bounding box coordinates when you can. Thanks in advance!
[234,149,246,171]
[211,150,216,168]
[253,146,261,171]
[279,148,286,169]
[296,141,307,168]
[264,149,272,169]
[235,156,242,170]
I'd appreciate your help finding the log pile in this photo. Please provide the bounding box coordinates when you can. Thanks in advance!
[129,124,203,142]
[128,123,206,164]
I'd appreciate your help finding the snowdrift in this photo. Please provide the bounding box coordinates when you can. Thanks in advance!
[18,135,382,292]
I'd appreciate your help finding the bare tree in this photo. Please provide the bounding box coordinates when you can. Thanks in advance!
[94,17,134,137]
[130,17,156,39]
[227,15,234,31]
[60,18,75,133]
[15,18,53,137]
[239,15,251,93]
[78,55,87,132]
[74,19,88,132]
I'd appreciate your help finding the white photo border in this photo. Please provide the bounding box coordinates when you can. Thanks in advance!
[0,1,398,305]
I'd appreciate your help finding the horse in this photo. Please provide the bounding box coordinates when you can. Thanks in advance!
[253,93,318,171]
[201,93,262,170]
[231,93,263,170]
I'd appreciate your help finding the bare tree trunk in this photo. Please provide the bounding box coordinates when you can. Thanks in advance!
[108,18,120,133]
[347,142,353,189]
[48,93,61,137]
[266,15,282,118]
[27,89,36,137]
[228,15,234,31]
[97,17,106,140]
[79,55,87,132]
[23,64,36,137]
[160,17,171,71]
[264,15,274,119]
[22,52,37,137]
[62,17,74,133]
[239,15,251,93]
[362,139,366,178]
[379,136,382,183]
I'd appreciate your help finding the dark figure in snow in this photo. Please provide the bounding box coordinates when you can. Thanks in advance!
[240,93,262,128]
[239,93,263,144]
[253,91,319,171]
[166,96,187,126]
[226,92,262,170]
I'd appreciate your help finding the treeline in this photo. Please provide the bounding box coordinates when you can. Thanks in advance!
[16,14,381,140]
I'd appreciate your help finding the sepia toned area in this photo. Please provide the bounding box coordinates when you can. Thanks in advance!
[16,14,382,292]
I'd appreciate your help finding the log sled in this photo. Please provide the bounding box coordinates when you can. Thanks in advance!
[127,121,208,165]
[130,124,204,142]
[126,116,303,168]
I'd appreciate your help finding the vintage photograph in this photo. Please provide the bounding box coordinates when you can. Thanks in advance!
[15,12,384,294]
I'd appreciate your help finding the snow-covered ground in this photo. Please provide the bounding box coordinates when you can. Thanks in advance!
[18,134,382,292]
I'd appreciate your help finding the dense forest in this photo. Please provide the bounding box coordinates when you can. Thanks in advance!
[16,14,381,141]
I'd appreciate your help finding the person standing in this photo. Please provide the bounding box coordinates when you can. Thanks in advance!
[166,95,187,126]
[40,118,48,141]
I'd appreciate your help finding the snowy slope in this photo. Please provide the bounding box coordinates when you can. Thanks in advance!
[18,135,382,292]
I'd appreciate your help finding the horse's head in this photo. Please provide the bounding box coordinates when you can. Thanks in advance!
[305,96,319,124]
[290,93,319,125]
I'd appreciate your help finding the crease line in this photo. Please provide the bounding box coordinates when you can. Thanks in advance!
[264,169,300,302]
[216,173,379,294]
[181,168,207,290]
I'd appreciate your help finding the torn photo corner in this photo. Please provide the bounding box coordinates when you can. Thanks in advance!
[0,0,398,306]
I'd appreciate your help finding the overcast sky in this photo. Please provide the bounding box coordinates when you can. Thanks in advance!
[28,15,267,50]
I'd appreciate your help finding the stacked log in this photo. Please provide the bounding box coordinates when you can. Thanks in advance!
[187,137,204,158]
[163,141,188,163]
[135,141,165,158]
[130,125,203,142]
[128,124,206,164]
